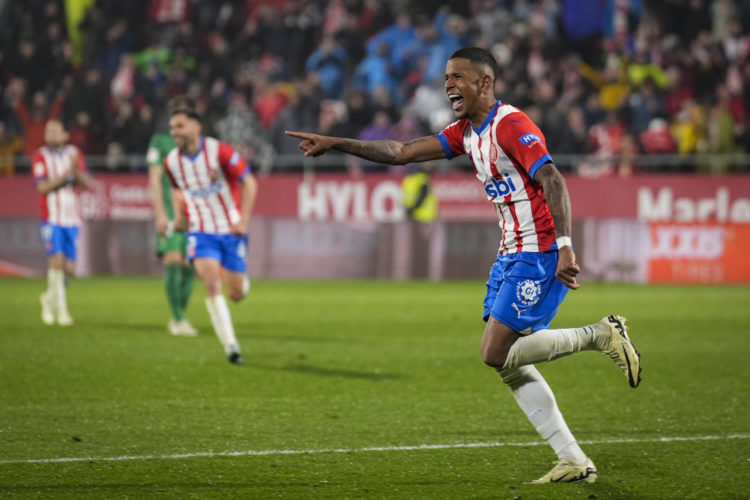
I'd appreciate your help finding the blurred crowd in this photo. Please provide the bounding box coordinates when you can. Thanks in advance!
[1,0,749,176]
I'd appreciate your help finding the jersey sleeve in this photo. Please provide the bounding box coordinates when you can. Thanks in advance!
[496,112,554,179]
[217,142,250,180]
[146,141,162,167]
[436,120,468,159]
[31,151,48,183]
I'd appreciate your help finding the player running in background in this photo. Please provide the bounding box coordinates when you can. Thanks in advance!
[163,102,258,364]
[147,97,198,337]
[33,119,90,326]
[287,47,641,484]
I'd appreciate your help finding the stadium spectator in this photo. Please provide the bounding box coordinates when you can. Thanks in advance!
[352,42,399,102]
[352,110,393,173]
[271,76,324,158]
[579,110,627,177]
[14,87,65,157]
[64,68,108,127]
[334,10,367,65]
[96,20,135,80]
[0,121,24,177]
[214,92,275,173]
[550,106,588,159]
[67,111,103,156]
[639,118,677,155]
[305,34,348,99]
[251,74,288,130]
[107,100,141,154]
[671,100,707,155]
[625,78,668,136]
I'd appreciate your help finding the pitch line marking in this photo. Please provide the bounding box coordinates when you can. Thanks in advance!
[1,433,747,465]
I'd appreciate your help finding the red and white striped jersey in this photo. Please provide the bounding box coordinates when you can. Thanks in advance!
[164,137,250,234]
[32,145,86,226]
[438,101,557,255]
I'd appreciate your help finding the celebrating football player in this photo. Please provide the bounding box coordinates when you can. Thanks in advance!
[163,101,258,364]
[287,47,642,484]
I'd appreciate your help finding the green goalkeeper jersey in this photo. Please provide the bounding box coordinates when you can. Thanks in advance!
[146,133,177,220]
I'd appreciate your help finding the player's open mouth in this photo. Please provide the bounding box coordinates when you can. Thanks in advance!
[448,94,464,110]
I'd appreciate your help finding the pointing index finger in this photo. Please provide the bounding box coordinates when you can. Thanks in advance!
[285,131,311,139]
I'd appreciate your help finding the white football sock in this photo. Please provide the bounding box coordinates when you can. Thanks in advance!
[502,324,607,370]
[49,269,67,313]
[205,295,239,352]
[499,365,587,464]
[46,269,57,300]
[242,275,251,296]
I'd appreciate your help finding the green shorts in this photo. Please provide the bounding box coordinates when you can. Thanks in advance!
[156,230,187,256]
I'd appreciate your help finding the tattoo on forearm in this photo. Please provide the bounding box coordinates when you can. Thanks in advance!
[336,139,403,164]
[541,171,572,237]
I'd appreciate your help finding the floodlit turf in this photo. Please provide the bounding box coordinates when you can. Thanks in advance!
[1,277,749,499]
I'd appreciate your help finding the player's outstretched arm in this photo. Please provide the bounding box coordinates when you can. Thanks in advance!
[534,162,580,290]
[285,131,446,165]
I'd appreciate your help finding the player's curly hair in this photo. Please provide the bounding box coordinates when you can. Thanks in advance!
[449,47,499,82]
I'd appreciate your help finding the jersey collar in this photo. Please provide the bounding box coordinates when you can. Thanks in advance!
[472,100,503,135]
[181,137,204,161]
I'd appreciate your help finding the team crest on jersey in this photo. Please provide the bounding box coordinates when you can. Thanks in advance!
[489,144,498,163]
[34,162,46,177]
[519,133,541,147]
[516,279,542,306]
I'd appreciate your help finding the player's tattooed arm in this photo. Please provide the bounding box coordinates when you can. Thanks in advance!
[535,162,580,289]
[535,162,572,238]
[335,139,405,164]
[285,132,446,164]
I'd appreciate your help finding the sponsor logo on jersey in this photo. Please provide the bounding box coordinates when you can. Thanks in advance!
[516,279,541,306]
[188,182,223,198]
[519,133,541,146]
[484,173,518,199]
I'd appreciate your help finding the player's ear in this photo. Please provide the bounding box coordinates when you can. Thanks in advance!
[483,74,493,93]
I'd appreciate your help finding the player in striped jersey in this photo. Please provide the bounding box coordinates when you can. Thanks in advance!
[163,104,258,364]
[287,47,641,483]
[32,119,90,326]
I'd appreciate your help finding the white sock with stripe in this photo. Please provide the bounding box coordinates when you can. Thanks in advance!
[502,324,607,370]
[499,365,587,464]
[205,295,239,352]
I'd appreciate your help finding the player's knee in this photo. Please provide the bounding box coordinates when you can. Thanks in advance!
[481,345,507,369]
[228,289,245,302]
[203,279,223,297]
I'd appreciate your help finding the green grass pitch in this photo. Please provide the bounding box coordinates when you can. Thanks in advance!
[1,277,749,499]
